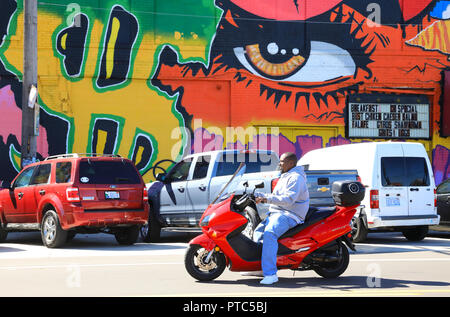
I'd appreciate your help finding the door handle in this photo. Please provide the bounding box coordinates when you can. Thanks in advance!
[410,188,419,191]
[177,187,185,193]
[17,192,23,199]
[39,189,46,196]
[199,185,207,191]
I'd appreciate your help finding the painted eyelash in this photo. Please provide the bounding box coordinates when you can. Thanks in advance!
[259,81,363,112]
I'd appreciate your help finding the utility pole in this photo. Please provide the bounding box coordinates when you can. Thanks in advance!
[21,0,38,168]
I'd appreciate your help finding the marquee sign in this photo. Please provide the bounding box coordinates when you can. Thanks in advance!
[347,94,430,139]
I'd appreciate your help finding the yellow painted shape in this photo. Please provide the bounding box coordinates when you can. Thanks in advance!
[106,17,120,79]
[61,33,67,51]
[135,146,145,166]
[96,129,108,153]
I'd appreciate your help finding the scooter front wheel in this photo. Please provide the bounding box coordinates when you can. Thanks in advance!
[184,244,227,281]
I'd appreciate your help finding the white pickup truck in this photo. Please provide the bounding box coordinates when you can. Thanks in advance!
[142,150,358,242]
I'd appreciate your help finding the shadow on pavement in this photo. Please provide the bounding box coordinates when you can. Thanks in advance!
[210,275,450,290]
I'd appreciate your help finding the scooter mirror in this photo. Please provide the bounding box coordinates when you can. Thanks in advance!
[254,182,264,189]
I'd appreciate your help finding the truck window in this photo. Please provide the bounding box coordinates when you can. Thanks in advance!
[56,162,72,183]
[166,159,192,182]
[192,156,210,180]
[381,157,430,187]
[216,152,278,177]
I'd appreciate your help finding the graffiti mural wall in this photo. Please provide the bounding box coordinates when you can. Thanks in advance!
[0,0,449,184]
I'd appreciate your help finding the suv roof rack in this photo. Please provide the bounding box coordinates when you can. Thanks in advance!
[44,153,122,160]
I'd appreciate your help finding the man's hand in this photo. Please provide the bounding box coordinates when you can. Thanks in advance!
[255,197,267,204]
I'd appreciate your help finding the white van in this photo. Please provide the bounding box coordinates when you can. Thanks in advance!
[298,142,440,242]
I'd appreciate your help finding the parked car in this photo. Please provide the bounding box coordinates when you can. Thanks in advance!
[298,142,440,242]
[0,154,149,248]
[433,178,450,231]
[142,149,358,242]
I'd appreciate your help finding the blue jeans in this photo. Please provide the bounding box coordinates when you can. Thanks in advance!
[253,213,299,276]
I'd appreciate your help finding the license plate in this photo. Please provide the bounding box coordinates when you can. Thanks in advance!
[105,191,120,199]
[386,197,400,206]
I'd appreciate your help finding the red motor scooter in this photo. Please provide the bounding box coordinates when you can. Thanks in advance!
[184,164,365,281]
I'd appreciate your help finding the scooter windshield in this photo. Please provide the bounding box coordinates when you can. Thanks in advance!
[211,163,246,204]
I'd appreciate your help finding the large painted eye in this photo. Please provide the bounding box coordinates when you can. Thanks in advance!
[241,42,307,79]
[234,41,356,83]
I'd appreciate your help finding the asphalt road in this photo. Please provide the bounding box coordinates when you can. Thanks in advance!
[0,230,449,299]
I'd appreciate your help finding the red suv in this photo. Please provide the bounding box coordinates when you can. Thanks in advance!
[0,154,149,248]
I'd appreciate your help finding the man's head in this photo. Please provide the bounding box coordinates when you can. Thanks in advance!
[279,152,298,173]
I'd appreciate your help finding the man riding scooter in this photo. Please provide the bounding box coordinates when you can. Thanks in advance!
[250,152,310,285]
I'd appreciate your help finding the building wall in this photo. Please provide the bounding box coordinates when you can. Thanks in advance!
[0,0,449,184]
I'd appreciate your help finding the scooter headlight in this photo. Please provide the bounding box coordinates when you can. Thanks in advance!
[200,213,215,227]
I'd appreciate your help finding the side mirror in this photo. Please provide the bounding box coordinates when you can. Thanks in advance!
[1,181,11,189]
[155,173,166,182]
[255,182,265,189]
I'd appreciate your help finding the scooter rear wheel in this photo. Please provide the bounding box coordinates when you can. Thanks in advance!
[185,244,227,281]
[313,242,349,278]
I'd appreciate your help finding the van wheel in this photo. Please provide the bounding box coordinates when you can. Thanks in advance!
[41,210,67,248]
[402,226,428,241]
[140,209,161,242]
[115,225,140,245]
[350,215,368,243]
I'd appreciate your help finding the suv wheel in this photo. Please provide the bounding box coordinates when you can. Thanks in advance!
[41,210,68,248]
[115,225,140,245]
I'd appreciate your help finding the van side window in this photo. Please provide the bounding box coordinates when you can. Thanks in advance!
[56,162,72,183]
[381,157,430,187]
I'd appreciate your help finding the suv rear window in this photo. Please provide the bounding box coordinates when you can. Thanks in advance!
[79,161,141,184]
[216,152,278,177]
[381,157,430,187]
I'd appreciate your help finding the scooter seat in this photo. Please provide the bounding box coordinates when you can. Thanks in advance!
[279,206,336,239]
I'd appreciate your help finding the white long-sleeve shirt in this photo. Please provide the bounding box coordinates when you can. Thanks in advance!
[259,166,310,224]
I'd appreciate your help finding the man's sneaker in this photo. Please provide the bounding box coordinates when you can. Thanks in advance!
[240,271,264,277]
[260,274,278,285]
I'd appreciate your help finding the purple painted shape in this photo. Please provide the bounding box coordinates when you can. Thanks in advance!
[432,145,450,185]
[189,127,450,185]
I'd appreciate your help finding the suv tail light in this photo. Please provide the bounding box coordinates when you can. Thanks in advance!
[370,189,379,209]
[66,187,80,202]
[271,178,279,192]
[143,187,148,202]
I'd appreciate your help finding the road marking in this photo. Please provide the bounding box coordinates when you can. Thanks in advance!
[0,262,183,270]
[160,288,450,297]
[352,258,450,262]
[0,243,188,259]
